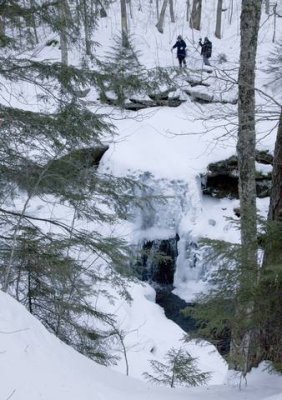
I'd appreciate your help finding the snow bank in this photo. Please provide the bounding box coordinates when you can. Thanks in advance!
[1,290,282,400]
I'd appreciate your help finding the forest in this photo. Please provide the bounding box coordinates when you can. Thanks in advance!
[0,1,281,399]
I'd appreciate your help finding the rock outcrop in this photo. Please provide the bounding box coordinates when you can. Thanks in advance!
[202,151,273,199]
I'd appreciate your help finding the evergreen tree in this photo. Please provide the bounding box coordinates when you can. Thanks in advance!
[143,348,210,388]
[98,34,148,106]
[0,0,140,365]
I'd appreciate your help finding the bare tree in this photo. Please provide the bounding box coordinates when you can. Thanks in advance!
[107,321,130,376]
[231,0,262,375]
[156,0,169,33]
[156,0,160,19]
[81,0,92,56]
[229,0,234,24]
[126,0,133,19]
[215,0,223,38]
[120,0,128,46]
[186,0,190,22]
[59,0,72,65]
[189,0,202,31]
[169,0,175,23]
[272,3,282,43]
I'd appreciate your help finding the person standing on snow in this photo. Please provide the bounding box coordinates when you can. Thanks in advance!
[171,35,187,68]
[199,37,212,66]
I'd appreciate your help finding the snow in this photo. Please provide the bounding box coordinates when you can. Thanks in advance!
[1,290,282,400]
[97,282,227,383]
[1,0,282,398]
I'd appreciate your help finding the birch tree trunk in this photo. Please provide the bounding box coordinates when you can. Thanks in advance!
[120,0,128,47]
[189,0,202,31]
[215,0,223,39]
[169,0,175,23]
[156,0,169,33]
[265,0,270,14]
[232,0,262,375]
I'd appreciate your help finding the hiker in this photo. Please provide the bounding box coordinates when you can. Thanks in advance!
[199,37,212,66]
[171,35,187,68]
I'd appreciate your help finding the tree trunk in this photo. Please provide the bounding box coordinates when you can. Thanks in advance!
[30,0,39,44]
[59,0,70,65]
[120,0,128,46]
[186,0,190,22]
[229,0,234,24]
[215,0,223,39]
[156,0,169,33]
[259,107,282,367]
[268,108,282,223]
[169,0,175,23]
[82,0,92,56]
[265,0,270,14]
[156,0,160,19]
[232,0,262,375]
[272,3,277,43]
[0,14,5,40]
[126,0,133,19]
[189,0,202,31]
[27,268,33,314]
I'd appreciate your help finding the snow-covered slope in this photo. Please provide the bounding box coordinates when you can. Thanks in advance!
[1,290,282,400]
[1,0,282,398]
[95,0,280,303]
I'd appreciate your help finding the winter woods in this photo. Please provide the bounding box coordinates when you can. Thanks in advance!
[0,0,281,387]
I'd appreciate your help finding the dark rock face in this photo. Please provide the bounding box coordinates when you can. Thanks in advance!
[135,236,198,332]
[255,150,273,165]
[14,145,109,195]
[53,145,110,168]
[202,152,273,199]
[203,174,239,199]
[135,236,231,355]
[137,236,179,285]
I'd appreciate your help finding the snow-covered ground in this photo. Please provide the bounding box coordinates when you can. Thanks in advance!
[1,290,282,400]
[1,0,282,398]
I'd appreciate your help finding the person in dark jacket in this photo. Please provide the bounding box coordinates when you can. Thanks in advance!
[199,37,212,66]
[171,35,187,68]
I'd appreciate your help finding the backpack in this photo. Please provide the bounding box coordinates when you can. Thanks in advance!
[205,40,212,58]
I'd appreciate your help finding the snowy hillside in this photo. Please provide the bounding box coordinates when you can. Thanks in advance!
[1,0,282,398]
[1,290,282,400]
